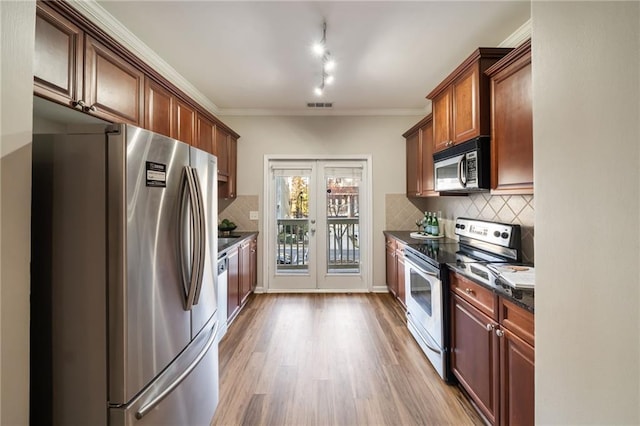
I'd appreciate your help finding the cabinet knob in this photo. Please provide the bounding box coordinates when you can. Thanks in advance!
[485,323,495,331]
[72,100,86,110]
[85,104,97,113]
[495,329,504,337]
[464,288,474,295]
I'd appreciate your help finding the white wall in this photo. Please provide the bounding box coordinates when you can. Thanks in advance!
[533,2,640,423]
[0,1,36,424]
[222,115,421,288]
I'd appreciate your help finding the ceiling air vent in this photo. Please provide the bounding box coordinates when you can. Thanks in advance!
[306,102,333,109]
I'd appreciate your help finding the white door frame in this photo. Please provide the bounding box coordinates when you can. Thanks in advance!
[261,154,373,293]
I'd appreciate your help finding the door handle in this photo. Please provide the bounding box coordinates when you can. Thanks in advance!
[178,166,200,311]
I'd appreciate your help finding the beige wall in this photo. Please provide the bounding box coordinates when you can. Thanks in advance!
[533,2,640,423]
[1,1,36,424]
[221,115,422,288]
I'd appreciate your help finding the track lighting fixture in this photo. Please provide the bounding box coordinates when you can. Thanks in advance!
[312,22,335,96]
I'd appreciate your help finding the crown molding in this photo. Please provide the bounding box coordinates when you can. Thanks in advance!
[499,18,532,48]
[217,107,430,117]
[68,0,220,116]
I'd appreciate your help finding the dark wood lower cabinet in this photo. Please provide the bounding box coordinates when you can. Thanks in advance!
[395,243,406,306]
[227,248,240,321]
[226,235,258,324]
[451,294,499,424]
[450,270,535,426]
[385,237,398,297]
[239,240,251,304]
[501,328,535,426]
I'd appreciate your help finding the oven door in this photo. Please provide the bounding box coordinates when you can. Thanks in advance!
[404,254,443,352]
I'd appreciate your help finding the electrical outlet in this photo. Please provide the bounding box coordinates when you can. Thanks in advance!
[249,211,259,220]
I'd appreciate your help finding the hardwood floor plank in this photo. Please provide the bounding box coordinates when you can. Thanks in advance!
[212,293,483,426]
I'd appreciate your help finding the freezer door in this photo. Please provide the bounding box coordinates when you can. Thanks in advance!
[108,125,192,405]
[109,318,219,426]
[189,146,218,338]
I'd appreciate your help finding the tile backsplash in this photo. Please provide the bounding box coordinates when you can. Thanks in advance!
[385,193,535,264]
[218,195,259,232]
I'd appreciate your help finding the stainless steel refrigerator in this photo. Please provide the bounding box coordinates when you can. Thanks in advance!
[31,124,220,425]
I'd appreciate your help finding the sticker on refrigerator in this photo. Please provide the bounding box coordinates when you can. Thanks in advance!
[146,162,167,187]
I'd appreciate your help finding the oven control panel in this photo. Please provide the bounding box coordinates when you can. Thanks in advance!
[455,217,521,249]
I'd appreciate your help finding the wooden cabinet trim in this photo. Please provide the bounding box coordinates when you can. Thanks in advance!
[485,39,532,77]
[427,47,513,100]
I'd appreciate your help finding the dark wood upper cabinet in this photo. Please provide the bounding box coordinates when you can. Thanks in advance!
[486,39,533,195]
[144,79,173,137]
[83,36,144,125]
[215,126,230,178]
[405,129,421,197]
[33,1,241,199]
[428,48,512,153]
[195,113,215,154]
[403,114,437,197]
[174,98,196,146]
[34,3,83,107]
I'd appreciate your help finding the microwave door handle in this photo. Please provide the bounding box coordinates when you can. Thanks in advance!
[458,155,467,187]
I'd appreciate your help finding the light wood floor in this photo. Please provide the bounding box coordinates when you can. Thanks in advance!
[212,293,483,426]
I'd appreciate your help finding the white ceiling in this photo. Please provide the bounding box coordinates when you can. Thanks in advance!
[96,1,531,116]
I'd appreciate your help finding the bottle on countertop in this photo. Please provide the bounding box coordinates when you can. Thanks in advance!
[423,211,429,234]
[432,212,440,236]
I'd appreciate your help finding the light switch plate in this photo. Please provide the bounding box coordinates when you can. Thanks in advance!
[249,211,259,220]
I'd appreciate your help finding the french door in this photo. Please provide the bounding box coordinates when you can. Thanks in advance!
[266,158,370,291]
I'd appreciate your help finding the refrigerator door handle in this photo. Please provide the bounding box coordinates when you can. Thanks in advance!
[178,166,201,311]
[190,168,207,306]
[134,320,219,420]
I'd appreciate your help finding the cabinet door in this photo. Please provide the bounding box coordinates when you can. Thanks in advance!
[450,294,499,424]
[500,328,535,426]
[215,126,230,178]
[226,136,237,199]
[452,65,480,144]
[174,99,196,146]
[385,238,397,297]
[395,245,405,305]
[227,249,240,321]
[239,241,251,304]
[34,3,84,107]
[419,119,436,195]
[432,88,452,153]
[491,58,533,194]
[144,79,173,137]
[405,130,421,197]
[84,36,144,125]
[195,113,215,154]
[250,237,257,290]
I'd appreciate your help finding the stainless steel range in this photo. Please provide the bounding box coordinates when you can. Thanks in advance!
[404,218,522,382]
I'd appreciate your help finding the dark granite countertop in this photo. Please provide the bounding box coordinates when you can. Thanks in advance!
[447,262,534,313]
[383,230,459,245]
[218,231,258,255]
[384,230,534,313]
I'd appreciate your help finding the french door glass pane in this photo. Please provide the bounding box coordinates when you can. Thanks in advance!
[274,173,310,274]
[325,167,361,273]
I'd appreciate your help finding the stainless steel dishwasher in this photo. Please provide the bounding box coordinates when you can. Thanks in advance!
[217,253,228,342]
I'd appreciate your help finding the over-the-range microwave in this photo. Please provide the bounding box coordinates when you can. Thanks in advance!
[433,137,490,192]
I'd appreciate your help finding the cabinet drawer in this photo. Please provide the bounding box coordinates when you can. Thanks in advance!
[385,237,396,250]
[499,298,534,346]
[450,272,497,319]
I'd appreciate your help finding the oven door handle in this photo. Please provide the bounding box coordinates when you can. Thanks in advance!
[407,312,442,355]
[404,255,440,277]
